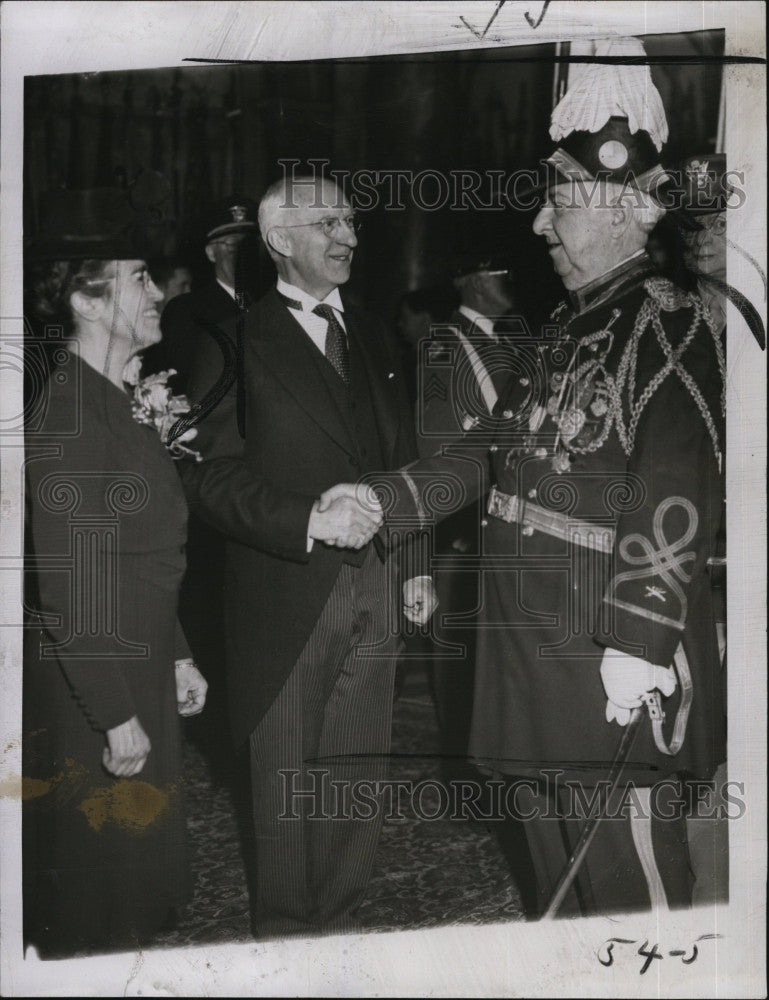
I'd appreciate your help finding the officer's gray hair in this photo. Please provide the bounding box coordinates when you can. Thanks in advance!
[608,184,667,233]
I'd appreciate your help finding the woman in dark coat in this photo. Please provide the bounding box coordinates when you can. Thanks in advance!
[23,190,207,956]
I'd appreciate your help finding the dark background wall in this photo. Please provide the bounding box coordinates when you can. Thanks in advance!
[24,29,724,325]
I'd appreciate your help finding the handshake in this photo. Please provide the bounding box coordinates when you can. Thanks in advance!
[308,482,437,624]
[308,482,384,550]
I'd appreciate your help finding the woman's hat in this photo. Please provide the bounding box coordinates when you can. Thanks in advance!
[26,187,148,261]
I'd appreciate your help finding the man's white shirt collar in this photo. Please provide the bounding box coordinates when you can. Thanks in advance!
[277,278,345,316]
[458,304,496,339]
[216,278,238,301]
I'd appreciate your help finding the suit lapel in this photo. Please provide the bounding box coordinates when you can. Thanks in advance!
[247,289,356,457]
[344,301,400,466]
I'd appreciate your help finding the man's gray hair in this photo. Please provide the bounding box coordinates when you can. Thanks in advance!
[257,178,292,243]
[258,175,344,243]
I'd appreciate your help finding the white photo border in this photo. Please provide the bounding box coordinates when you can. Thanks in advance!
[1,2,765,996]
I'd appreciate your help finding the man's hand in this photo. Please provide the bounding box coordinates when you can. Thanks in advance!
[175,659,208,717]
[600,648,678,726]
[317,482,382,516]
[103,715,151,777]
[309,484,383,549]
[403,576,438,625]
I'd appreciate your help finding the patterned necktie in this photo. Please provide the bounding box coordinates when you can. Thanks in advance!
[313,303,351,386]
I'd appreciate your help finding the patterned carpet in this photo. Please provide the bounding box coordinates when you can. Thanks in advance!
[154,664,525,948]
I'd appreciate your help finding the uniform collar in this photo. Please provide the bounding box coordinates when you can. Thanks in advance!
[276,277,344,314]
[458,305,496,339]
[568,250,654,314]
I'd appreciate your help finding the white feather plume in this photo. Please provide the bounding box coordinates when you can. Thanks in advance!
[550,37,669,151]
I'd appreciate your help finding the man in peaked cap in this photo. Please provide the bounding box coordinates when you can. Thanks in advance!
[414,249,517,750]
[143,195,258,391]
[677,154,730,335]
[413,243,540,910]
[141,196,259,783]
[364,37,727,916]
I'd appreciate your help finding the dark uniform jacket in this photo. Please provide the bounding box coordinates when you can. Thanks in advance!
[178,287,418,746]
[416,307,529,556]
[142,281,243,393]
[386,253,726,783]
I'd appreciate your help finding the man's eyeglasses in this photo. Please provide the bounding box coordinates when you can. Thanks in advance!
[277,213,362,238]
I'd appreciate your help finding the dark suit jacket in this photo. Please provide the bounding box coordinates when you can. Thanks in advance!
[180,287,418,745]
[142,282,242,393]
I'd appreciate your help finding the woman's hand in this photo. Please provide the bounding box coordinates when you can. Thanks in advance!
[175,659,208,716]
[103,715,151,777]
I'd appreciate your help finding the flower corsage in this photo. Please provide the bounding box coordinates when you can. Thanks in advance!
[123,357,202,462]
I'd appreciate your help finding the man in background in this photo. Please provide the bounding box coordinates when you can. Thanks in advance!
[144,197,259,785]
[148,256,192,313]
[145,195,258,392]
[414,247,518,775]
[677,152,730,906]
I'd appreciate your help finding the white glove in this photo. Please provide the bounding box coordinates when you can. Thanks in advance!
[403,576,438,625]
[600,648,677,726]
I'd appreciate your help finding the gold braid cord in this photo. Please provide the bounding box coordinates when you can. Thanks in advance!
[564,279,723,466]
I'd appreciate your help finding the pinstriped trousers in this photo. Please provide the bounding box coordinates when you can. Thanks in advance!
[249,547,400,938]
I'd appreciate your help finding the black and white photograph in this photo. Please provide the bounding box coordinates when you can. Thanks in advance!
[0,2,765,996]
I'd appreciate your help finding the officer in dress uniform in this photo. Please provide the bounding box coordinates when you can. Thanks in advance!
[675,152,731,907]
[377,38,727,916]
[415,248,519,773]
[677,154,730,337]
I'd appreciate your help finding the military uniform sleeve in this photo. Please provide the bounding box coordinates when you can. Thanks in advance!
[598,292,725,667]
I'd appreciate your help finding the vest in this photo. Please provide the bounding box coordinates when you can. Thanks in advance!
[310,329,386,567]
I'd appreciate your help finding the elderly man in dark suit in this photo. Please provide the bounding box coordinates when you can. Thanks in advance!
[181,174,435,938]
